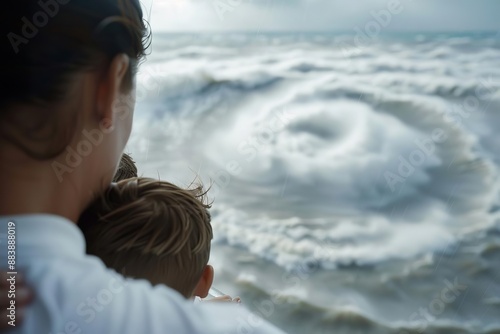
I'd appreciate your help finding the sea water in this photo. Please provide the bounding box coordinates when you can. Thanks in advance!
[127,32,500,333]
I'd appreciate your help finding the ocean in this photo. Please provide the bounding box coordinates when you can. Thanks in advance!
[126,32,500,333]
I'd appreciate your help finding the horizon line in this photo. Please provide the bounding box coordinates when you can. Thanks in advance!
[153,29,499,34]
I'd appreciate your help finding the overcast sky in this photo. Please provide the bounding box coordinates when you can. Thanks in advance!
[140,0,500,32]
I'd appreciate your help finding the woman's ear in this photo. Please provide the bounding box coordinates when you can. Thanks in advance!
[96,54,130,128]
[193,265,214,298]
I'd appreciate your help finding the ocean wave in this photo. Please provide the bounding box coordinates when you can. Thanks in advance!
[133,60,498,269]
[233,276,496,334]
[131,34,500,266]
[128,33,500,334]
[137,66,283,100]
[211,207,457,270]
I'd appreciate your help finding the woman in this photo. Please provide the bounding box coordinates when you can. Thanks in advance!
[0,1,283,333]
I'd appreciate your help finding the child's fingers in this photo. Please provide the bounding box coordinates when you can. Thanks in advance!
[207,295,233,303]
[217,295,233,302]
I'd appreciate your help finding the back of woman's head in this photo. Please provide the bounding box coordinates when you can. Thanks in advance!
[0,0,149,159]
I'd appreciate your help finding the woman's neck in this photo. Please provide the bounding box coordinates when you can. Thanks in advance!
[0,147,88,222]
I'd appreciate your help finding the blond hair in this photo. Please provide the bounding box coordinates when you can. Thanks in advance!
[79,177,213,298]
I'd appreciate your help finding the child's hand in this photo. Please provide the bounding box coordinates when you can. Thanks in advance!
[204,295,242,304]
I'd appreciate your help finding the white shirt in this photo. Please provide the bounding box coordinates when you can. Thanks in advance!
[0,215,285,334]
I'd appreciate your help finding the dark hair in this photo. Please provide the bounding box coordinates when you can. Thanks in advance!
[0,0,150,159]
[113,153,138,182]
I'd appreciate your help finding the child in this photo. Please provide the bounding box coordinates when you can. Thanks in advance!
[113,153,138,182]
[79,176,239,302]
[0,1,278,332]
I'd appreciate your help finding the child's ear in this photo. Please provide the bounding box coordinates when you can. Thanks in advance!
[193,265,214,298]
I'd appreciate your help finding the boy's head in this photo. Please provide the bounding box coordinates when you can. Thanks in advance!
[113,153,138,182]
[79,177,214,299]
